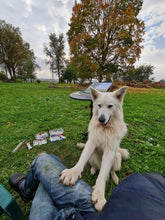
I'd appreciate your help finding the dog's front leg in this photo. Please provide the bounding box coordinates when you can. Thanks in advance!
[92,148,116,211]
[59,140,96,186]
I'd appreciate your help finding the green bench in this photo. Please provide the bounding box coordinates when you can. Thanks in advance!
[0,184,25,220]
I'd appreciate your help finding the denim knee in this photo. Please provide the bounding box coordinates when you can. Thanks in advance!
[35,152,61,164]
[31,152,51,174]
[32,152,65,174]
[32,152,52,166]
[36,152,49,161]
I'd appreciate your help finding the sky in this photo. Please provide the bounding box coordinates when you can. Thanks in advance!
[0,0,165,81]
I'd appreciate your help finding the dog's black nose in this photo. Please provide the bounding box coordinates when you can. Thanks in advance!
[99,115,105,123]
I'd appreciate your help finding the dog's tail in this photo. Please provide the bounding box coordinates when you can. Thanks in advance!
[118,148,129,160]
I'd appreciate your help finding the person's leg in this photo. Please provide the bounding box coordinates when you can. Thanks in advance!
[23,153,96,216]
[29,183,58,220]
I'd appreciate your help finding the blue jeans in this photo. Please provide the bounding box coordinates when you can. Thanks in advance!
[22,153,97,220]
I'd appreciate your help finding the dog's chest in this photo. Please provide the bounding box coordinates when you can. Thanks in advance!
[91,129,113,150]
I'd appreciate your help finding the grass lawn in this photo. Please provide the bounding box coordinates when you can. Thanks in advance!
[0,82,165,219]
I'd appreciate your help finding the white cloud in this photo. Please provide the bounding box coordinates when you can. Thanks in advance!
[37,69,51,79]
[136,0,165,80]
[23,0,35,17]
[7,1,14,8]
[136,46,165,80]
[34,25,47,32]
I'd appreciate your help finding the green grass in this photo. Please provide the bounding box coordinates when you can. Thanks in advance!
[0,82,165,219]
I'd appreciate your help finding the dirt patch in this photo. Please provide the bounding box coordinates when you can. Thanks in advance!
[125,80,165,89]
[112,80,165,93]
[47,83,58,88]
[73,80,165,93]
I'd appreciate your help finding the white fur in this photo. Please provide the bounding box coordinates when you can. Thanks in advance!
[60,86,129,211]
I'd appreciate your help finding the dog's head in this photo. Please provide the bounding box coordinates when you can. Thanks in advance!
[90,86,127,127]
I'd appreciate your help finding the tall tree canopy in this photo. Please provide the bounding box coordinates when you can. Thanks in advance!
[0,20,38,81]
[17,43,40,81]
[68,0,145,81]
[44,33,66,83]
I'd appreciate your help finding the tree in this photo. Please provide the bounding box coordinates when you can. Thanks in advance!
[0,70,8,81]
[17,43,40,82]
[67,0,145,81]
[134,65,155,82]
[122,64,155,82]
[44,33,66,83]
[0,20,39,81]
[62,62,77,83]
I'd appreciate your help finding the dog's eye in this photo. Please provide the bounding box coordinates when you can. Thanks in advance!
[108,105,113,109]
[98,104,101,108]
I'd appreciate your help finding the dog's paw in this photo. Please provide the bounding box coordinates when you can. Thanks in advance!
[92,186,106,212]
[90,167,96,175]
[59,168,81,186]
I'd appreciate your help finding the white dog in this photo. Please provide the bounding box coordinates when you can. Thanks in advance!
[60,86,129,211]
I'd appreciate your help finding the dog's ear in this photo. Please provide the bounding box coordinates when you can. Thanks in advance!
[113,86,128,102]
[90,87,100,101]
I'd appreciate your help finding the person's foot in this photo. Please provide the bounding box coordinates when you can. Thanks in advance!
[9,173,35,202]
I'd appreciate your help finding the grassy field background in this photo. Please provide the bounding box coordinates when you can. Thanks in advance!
[0,82,165,219]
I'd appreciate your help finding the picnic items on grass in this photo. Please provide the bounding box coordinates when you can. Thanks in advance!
[34,129,66,146]
[12,128,66,153]
[49,128,64,136]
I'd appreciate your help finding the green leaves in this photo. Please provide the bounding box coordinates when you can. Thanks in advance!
[43,33,66,83]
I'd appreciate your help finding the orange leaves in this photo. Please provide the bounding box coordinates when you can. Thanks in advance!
[72,3,81,16]
[90,62,98,72]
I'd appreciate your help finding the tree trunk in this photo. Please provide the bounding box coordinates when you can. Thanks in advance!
[8,68,13,80]
[12,67,16,81]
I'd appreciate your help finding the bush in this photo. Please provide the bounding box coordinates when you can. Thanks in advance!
[15,78,23,83]
[36,79,41,83]
[0,71,8,81]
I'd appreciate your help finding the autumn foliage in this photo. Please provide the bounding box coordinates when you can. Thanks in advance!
[67,0,145,81]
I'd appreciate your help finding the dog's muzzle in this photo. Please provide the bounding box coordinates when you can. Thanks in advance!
[98,115,111,127]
